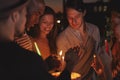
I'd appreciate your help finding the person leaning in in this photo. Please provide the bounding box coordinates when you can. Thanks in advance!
[0,0,77,80]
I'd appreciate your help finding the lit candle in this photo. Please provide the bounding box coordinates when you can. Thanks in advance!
[62,56,64,61]
[93,54,96,58]
[59,50,62,60]
[59,50,62,56]
[93,54,96,63]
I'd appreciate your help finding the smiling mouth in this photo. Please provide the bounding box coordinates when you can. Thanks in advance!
[44,30,51,33]
[72,24,79,27]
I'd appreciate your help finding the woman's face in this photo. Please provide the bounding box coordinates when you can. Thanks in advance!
[114,25,120,43]
[66,8,85,29]
[26,3,45,30]
[111,11,120,27]
[39,14,54,35]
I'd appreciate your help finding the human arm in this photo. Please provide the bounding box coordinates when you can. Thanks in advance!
[97,46,112,80]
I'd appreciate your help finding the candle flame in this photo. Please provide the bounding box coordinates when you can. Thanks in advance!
[105,39,107,43]
[59,50,62,56]
[93,54,96,58]
[62,56,64,61]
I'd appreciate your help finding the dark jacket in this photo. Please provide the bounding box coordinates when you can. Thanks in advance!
[0,41,70,80]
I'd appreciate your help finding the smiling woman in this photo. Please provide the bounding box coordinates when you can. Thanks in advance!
[28,6,61,71]
[44,0,63,13]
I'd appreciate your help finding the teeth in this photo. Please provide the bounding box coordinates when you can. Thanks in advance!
[45,29,50,31]
[46,29,49,30]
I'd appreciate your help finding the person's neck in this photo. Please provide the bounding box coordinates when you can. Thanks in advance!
[35,33,47,40]
[34,33,48,44]
[78,22,85,34]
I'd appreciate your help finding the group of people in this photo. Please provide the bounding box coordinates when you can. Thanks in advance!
[0,0,71,80]
[0,0,120,80]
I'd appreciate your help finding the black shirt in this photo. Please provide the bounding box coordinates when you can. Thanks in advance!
[0,41,70,80]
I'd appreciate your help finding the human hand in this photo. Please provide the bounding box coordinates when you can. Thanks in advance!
[98,46,112,66]
[45,55,61,71]
[91,58,103,75]
[98,46,113,80]
[64,46,80,72]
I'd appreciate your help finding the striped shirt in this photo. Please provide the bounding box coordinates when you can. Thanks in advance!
[14,33,33,51]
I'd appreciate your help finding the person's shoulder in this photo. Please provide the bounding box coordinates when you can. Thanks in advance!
[9,42,42,61]
[16,44,42,59]
[57,27,70,39]
[57,29,68,45]
[86,22,98,29]
[0,41,43,63]
[86,22,99,32]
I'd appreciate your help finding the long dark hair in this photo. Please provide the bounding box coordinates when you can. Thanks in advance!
[43,6,58,54]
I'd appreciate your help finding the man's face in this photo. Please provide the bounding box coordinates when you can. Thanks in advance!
[27,3,45,29]
[66,8,85,30]
[114,25,120,43]
[15,7,27,37]
[39,14,54,35]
